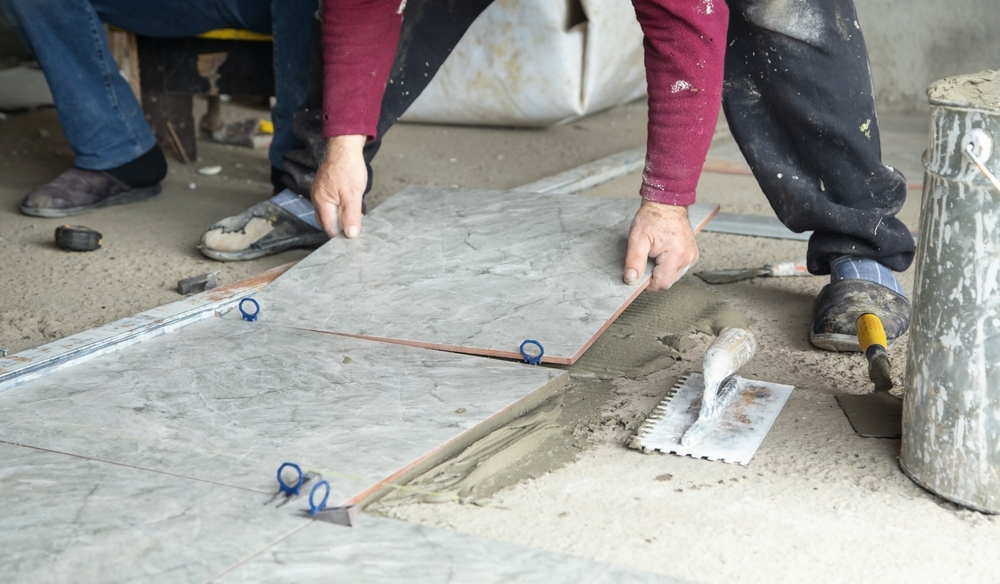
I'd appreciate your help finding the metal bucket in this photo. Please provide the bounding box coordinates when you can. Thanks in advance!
[901,71,1000,513]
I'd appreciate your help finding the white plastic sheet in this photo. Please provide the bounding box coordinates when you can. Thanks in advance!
[400,0,646,127]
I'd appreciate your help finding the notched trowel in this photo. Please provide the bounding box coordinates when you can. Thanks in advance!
[629,327,794,465]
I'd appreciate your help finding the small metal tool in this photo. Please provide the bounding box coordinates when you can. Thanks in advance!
[836,314,902,438]
[55,225,102,252]
[695,260,810,285]
[177,272,219,295]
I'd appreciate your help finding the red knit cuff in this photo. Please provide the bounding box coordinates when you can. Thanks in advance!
[322,120,375,141]
[639,183,696,206]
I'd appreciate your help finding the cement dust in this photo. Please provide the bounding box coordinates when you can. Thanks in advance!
[571,279,753,380]
[369,278,751,511]
[927,69,1000,111]
[374,399,567,506]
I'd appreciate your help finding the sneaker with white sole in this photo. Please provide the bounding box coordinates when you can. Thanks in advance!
[199,200,328,261]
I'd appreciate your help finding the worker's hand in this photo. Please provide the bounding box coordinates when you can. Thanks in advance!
[312,134,368,238]
[623,199,699,292]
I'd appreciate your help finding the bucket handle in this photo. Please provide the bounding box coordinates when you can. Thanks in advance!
[962,130,1000,196]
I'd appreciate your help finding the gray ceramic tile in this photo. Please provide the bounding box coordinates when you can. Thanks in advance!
[237,186,714,364]
[0,443,309,584]
[0,319,565,505]
[0,262,291,393]
[217,515,685,584]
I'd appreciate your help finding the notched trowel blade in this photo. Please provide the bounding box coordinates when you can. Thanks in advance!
[680,375,743,447]
[630,373,794,466]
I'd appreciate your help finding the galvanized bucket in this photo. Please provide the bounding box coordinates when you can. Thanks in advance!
[901,70,1000,513]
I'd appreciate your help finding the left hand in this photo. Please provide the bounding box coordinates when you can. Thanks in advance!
[623,199,699,292]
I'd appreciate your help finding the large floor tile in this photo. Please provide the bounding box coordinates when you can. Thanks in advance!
[0,443,308,584]
[238,186,716,364]
[0,319,565,505]
[216,514,684,584]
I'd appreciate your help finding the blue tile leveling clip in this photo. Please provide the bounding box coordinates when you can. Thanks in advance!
[276,462,304,497]
[309,480,331,516]
[239,297,260,322]
[519,340,544,365]
[264,462,319,507]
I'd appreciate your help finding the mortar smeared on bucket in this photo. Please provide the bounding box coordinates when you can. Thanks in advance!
[902,70,1000,513]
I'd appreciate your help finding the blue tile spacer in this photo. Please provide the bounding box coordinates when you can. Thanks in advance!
[239,297,260,322]
[276,462,304,497]
[309,480,331,516]
[519,340,544,365]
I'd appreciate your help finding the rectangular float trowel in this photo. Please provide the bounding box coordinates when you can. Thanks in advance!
[630,328,793,465]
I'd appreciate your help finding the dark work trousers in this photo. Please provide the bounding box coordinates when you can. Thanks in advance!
[723,0,915,274]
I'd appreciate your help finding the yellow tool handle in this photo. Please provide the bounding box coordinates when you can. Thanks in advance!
[198,29,273,42]
[856,313,887,352]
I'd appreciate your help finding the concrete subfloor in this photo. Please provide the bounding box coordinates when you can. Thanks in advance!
[3,99,999,582]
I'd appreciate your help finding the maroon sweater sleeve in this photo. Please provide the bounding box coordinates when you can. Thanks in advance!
[322,0,404,140]
[632,0,728,206]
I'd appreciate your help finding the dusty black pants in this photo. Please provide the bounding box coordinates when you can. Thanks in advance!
[723,0,915,274]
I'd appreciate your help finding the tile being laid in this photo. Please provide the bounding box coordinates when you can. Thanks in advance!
[0,318,565,506]
[217,515,687,584]
[0,443,309,584]
[235,186,718,364]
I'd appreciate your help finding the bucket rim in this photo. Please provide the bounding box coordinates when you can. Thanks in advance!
[928,97,1000,115]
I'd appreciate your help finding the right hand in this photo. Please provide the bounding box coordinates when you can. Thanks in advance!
[312,134,368,238]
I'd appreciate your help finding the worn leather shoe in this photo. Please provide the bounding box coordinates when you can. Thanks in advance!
[20,168,161,217]
[810,279,911,352]
[199,200,329,261]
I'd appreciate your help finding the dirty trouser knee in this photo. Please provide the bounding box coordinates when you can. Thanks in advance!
[722,0,915,274]
[0,0,312,171]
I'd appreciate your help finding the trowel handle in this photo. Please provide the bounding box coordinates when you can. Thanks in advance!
[701,328,757,408]
[704,327,757,373]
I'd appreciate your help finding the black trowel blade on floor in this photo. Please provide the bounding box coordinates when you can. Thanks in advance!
[836,392,902,438]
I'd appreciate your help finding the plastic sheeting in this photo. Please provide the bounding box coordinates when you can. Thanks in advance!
[400,0,646,127]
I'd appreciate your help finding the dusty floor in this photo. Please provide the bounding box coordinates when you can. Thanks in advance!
[3,98,998,582]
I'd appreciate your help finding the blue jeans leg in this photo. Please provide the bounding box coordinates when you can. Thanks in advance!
[0,0,313,171]
[268,1,315,170]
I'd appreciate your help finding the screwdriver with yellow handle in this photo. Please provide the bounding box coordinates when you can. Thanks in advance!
[856,314,893,392]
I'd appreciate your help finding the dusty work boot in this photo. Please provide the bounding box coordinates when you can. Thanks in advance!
[19,146,166,217]
[199,190,328,261]
[810,257,911,352]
